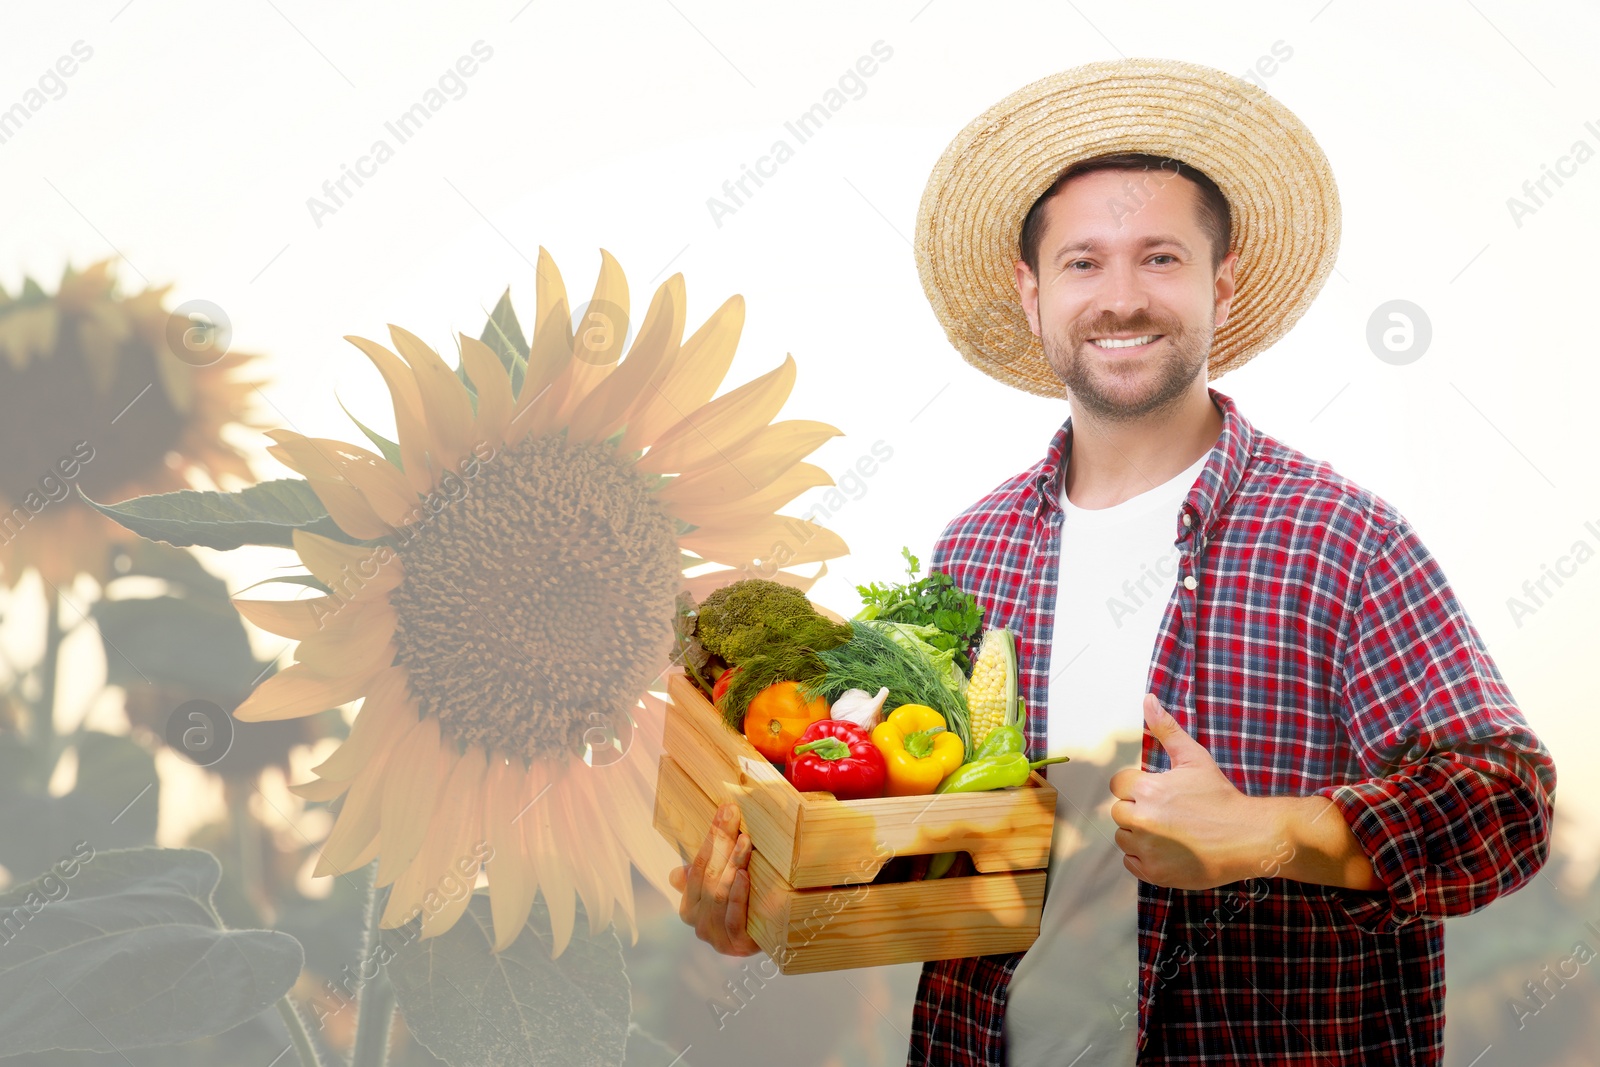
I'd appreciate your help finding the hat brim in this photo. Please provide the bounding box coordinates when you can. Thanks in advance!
[914,57,1341,397]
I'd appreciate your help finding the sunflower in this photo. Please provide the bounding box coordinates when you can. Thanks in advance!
[231,248,847,954]
[0,260,263,587]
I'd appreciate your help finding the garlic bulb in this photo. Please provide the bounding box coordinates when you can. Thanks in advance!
[829,686,890,730]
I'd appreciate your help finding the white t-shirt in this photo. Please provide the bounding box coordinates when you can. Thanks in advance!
[1003,448,1210,1067]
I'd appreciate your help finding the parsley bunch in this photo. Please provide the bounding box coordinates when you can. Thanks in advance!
[854,546,984,674]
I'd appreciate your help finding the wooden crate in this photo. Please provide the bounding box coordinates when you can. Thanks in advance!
[653,754,1047,974]
[651,669,1056,974]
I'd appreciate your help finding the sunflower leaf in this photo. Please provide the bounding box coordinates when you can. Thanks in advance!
[0,847,304,1056]
[92,595,259,696]
[230,572,334,596]
[479,288,530,397]
[337,393,405,469]
[388,892,630,1067]
[77,478,365,551]
[0,732,158,882]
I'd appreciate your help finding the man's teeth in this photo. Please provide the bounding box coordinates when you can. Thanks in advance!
[1090,335,1159,349]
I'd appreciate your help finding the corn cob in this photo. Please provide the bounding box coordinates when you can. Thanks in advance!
[966,627,1018,751]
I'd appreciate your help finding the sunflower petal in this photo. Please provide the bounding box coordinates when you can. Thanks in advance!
[569,249,629,373]
[316,740,394,876]
[234,661,374,722]
[459,335,513,445]
[484,757,538,952]
[376,715,448,888]
[621,294,745,453]
[566,274,684,445]
[656,420,842,506]
[506,251,574,444]
[679,514,848,569]
[291,530,403,596]
[541,250,629,428]
[231,594,341,641]
[666,462,832,527]
[419,745,490,939]
[268,441,394,541]
[265,430,418,528]
[390,325,475,473]
[520,766,576,957]
[344,334,435,495]
[294,607,396,680]
[526,247,574,394]
[311,666,415,781]
[554,766,620,937]
[597,758,684,905]
[636,354,796,476]
[288,775,351,802]
[318,442,420,527]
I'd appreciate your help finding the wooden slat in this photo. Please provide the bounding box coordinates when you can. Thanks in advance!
[773,868,1045,974]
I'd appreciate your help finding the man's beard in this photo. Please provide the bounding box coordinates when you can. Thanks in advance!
[1042,312,1212,423]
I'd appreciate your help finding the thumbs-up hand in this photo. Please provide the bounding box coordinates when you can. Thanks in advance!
[1108,695,1268,890]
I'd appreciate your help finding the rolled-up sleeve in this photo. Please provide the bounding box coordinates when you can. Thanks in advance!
[1317,519,1556,930]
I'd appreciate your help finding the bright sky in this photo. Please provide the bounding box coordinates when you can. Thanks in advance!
[4,1,1597,848]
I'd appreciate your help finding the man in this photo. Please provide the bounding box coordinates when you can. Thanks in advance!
[673,58,1555,1065]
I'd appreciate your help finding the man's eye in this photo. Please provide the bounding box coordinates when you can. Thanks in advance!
[1150,254,1176,265]
[1068,260,1093,271]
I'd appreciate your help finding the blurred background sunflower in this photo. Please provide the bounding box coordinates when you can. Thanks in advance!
[229,248,848,955]
[0,259,264,588]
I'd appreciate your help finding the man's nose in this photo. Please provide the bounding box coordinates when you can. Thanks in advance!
[1096,258,1150,321]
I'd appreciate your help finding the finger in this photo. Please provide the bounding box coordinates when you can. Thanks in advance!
[681,819,718,916]
[711,833,750,906]
[668,864,685,891]
[704,804,738,887]
[1122,854,1145,880]
[1109,798,1139,831]
[726,867,761,954]
[1108,767,1141,800]
[1144,694,1208,766]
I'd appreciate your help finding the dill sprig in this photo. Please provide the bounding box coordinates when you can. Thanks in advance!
[799,622,972,757]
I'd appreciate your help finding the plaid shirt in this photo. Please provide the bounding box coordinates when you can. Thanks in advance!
[907,387,1555,1066]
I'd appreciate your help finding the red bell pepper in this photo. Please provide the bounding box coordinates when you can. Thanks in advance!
[785,719,887,800]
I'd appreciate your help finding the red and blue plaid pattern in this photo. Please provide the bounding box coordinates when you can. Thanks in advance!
[906,387,1555,1065]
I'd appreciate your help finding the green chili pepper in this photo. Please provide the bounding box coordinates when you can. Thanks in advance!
[935,752,1070,794]
[925,851,958,879]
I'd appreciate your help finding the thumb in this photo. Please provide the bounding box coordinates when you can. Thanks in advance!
[1144,694,1208,766]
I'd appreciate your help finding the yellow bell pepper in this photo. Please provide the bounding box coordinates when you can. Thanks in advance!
[870,704,965,796]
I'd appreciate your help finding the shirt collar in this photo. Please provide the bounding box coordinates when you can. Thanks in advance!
[1025,386,1258,541]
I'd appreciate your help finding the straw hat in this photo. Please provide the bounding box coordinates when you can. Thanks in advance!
[914,57,1341,397]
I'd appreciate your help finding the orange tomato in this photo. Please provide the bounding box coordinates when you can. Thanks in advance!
[743,681,831,764]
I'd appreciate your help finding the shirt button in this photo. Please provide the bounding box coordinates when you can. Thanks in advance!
[1181,513,1193,528]
[1183,575,1198,591]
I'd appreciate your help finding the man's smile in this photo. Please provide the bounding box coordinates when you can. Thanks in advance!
[1087,334,1164,354]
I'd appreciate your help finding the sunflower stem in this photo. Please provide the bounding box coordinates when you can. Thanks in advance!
[38,588,60,724]
[352,869,395,1067]
[276,995,324,1067]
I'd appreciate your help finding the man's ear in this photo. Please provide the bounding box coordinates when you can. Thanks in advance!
[1014,259,1041,337]
[1213,249,1238,329]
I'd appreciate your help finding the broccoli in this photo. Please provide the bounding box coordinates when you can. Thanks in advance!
[694,578,848,665]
